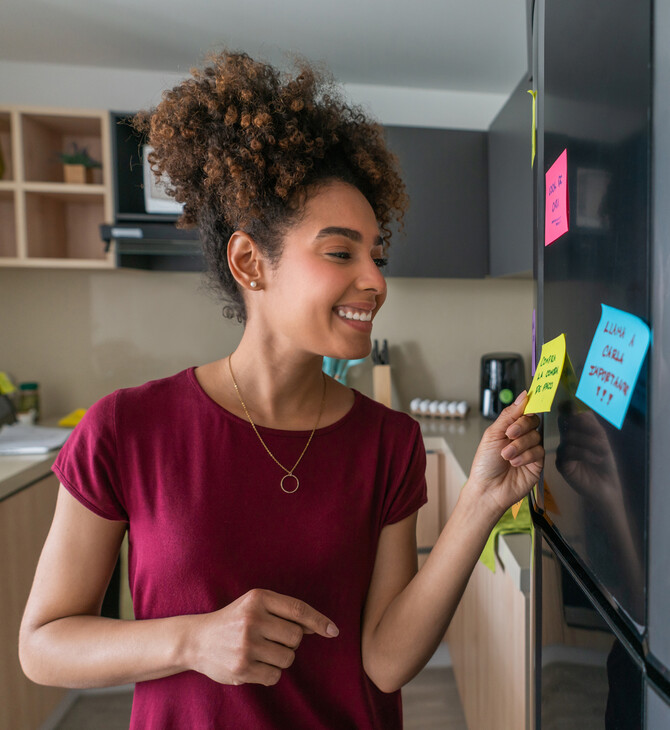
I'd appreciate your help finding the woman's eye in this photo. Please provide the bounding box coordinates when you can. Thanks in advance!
[326,251,387,269]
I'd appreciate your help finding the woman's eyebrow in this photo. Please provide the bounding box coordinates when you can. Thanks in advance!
[314,226,383,247]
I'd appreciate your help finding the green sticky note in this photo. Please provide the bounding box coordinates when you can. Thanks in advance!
[480,497,532,572]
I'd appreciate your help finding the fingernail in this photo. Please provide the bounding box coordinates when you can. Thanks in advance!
[326,623,339,637]
[514,390,528,405]
[506,425,521,438]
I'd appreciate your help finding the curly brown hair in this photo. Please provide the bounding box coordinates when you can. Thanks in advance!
[134,51,407,322]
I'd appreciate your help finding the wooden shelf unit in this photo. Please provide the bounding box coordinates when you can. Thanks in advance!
[0,106,113,268]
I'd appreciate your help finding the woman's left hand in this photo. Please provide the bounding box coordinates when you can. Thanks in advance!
[467,391,544,518]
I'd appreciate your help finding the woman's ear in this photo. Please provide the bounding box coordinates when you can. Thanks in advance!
[227,231,265,291]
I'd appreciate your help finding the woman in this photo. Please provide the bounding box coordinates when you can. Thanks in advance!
[19,52,543,729]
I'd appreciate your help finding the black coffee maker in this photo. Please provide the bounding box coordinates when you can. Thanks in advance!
[480,353,525,419]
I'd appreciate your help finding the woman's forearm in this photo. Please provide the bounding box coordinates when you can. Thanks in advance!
[365,484,501,693]
[19,613,194,689]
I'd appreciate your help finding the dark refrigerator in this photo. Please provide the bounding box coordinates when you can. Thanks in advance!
[531,0,670,727]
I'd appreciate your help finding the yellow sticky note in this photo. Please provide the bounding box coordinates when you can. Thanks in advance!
[511,498,523,519]
[525,334,567,414]
[58,409,87,427]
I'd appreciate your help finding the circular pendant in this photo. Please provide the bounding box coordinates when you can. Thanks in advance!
[280,473,299,494]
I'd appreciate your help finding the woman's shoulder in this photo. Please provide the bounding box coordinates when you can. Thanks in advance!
[85,368,196,425]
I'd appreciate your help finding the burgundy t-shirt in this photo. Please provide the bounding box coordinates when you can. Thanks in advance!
[52,367,427,729]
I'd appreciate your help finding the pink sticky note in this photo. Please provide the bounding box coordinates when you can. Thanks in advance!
[545,149,569,246]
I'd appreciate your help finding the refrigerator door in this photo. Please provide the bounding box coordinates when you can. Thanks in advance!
[648,0,670,685]
[538,0,651,633]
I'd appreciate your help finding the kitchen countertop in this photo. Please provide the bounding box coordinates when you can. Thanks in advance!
[0,451,58,502]
[0,416,66,502]
[415,412,491,471]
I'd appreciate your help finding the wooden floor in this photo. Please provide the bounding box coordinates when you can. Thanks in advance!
[403,667,468,730]
[53,667,467,729]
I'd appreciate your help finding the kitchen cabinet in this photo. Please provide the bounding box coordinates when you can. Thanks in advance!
[383,125,489,278]
[443,445,531,730]
[487,78,534,277]
[0,106,114,268]
[416,447,447,568]
[0,474,68,729]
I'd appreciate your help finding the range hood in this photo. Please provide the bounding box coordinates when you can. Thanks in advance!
[100,222,204,272]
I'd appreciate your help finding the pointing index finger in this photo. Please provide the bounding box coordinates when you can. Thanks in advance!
[263,590,339,638]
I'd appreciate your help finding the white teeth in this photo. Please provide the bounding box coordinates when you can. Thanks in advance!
[336,308,372,322]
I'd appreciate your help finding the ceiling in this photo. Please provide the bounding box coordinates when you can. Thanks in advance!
[1,0,529,94]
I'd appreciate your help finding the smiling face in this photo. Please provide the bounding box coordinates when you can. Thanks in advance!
[249,180,388,361]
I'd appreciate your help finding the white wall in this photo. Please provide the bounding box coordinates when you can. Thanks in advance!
[0,59,507,129]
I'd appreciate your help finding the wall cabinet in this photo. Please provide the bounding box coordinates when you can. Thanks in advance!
[0,107,113,268]
[0,474,67,729]
[487,78,535,277]
[383,125,489,278]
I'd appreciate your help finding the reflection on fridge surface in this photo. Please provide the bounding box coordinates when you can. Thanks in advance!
[536,533,648,729]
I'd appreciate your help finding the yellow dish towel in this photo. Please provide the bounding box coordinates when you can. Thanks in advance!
[58,409,87,428]
[480,496,532,572]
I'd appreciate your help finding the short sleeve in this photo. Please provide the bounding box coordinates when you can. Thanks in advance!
[52,392,128,522]
[382,419,428,526]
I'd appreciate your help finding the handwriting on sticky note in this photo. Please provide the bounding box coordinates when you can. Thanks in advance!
[576,304,651,429]
[524,334,567,414]
[545,149,569,246]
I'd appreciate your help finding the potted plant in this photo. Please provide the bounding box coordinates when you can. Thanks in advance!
[59,142,101,184]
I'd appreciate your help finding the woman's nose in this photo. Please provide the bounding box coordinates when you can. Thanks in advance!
[359,256,386,293]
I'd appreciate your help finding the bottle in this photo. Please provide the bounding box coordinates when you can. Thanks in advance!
[17,382,40,424]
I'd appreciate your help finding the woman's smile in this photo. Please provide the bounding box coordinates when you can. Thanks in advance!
[335,310,374,332]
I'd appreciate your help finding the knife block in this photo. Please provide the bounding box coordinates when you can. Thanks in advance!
[372,364,392,408]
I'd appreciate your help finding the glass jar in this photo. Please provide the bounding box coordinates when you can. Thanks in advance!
[18,382,40,424]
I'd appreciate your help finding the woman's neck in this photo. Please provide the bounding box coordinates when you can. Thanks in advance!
[228,332,327,427]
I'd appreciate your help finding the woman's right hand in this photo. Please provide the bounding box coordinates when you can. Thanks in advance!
[186,589,339,686]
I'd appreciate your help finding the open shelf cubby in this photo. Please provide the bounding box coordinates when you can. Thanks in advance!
[21,113,104,185]
[25,190,107,260]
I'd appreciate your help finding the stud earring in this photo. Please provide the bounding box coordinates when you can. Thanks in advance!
[250,281,258,289]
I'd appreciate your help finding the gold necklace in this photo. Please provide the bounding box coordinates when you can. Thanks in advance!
[227,355,327,494]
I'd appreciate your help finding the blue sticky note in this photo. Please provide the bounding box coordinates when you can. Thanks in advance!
[576,304,651,429]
